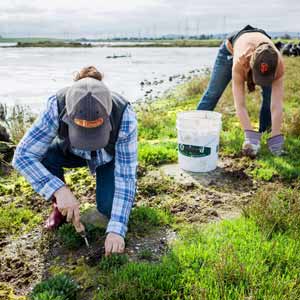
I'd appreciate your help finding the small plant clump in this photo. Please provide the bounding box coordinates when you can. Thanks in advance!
[30,274,79,300]
[99,254,129,271]
[137,248,153,260]
[57,223,105,250]
[128,206,172,236]
[57,224,83,250]
[245,184,300,238]
[31,291,65,300]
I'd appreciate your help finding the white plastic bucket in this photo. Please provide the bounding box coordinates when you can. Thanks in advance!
[176,110,222,172]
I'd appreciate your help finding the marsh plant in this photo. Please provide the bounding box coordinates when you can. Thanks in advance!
[30,274,79,300]
[99,253,129,271]
[0,103,36,143]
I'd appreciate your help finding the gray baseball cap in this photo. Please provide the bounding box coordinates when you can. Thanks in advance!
[250,43,278,87]
[62,77,112,151]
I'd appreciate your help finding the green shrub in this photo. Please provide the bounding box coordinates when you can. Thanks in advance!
[30,274,79,300]
[99,254,129,271]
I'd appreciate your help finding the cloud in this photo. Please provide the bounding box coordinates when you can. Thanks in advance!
[0,0,299,37]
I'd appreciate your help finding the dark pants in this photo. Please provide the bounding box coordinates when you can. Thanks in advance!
[197,42,272,133]
[41,141,114,218]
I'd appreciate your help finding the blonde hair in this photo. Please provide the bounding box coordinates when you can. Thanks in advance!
[74,66,103,82]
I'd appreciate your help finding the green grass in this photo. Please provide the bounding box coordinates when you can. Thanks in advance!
[0,204,42,238]
[245,184,300,238]
[95,217,300,299]
[128,206,172,236]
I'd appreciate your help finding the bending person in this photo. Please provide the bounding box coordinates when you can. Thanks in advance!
[12,66,138,256]
[197,25,284,157]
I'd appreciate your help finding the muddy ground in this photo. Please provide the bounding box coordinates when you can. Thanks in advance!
[0,157,260,298]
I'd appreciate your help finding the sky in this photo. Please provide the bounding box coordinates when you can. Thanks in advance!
[0,0,299,38]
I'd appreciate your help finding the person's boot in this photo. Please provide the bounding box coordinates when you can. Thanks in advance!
[44,198,66,230]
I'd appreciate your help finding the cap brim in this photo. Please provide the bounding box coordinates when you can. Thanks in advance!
[253,71,274,87]
[62,114,112,151]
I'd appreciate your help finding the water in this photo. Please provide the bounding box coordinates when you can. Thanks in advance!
[0,46,217,112]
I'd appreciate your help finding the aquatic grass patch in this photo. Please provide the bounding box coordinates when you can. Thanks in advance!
[96,218,300,300]
[0,203,42,238]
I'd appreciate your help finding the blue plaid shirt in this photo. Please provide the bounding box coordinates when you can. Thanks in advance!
[12,94,137,238]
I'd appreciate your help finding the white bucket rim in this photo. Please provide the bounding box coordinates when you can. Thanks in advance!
[177,110,222,120]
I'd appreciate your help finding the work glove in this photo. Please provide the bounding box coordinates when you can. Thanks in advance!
[267,134,284,156]
[54,186,85,233]
[242,130,262,158]
[105,232,125,256]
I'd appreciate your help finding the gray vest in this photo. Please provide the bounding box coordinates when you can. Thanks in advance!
[56,87,129,157]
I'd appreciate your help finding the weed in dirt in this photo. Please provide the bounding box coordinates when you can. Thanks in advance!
[128,206,172,236]
[137,175,180,198]
[57,223,104,250]
[57,224,83,250]
[99,254,129,271]
[30,274,79,300]
[137,248,153,260]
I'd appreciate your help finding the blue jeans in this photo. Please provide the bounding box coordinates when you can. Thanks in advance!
[197,42,272,132]
[41,141,114,218]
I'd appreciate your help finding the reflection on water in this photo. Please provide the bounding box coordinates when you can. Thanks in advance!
[0,47,217,112]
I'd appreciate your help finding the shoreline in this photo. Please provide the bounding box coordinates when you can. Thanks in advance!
[0,39,222,48]
[1,39,299,48]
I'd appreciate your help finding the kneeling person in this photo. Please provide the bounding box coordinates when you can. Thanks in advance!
[12,66,138,256]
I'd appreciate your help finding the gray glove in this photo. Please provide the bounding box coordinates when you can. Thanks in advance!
[267,134,284,156]
[242,130,262,157]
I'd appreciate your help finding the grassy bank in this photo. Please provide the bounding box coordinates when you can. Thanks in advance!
[137,57,300,181]
[0,57,300,299]
[0,37,63,43]
[110,39,222,48]
[15,41,92,48]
